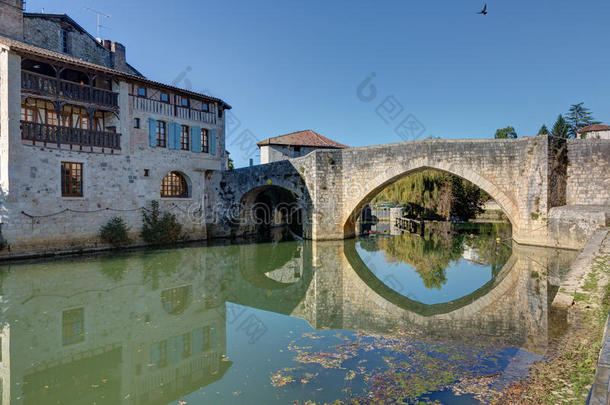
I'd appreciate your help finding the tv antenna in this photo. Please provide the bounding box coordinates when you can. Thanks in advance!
[84,7,111,39]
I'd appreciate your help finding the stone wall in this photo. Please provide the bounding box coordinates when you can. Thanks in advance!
[0,0,23,38]
[260,144,320,164]
[23,16,115,69]
[566,139,610,206]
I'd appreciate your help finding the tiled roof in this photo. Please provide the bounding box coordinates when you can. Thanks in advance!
[257,130,349,148]
[0,34,231,109]
[577,124,610,133]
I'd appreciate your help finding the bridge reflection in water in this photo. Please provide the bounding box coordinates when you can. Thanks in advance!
[0,227,577,404]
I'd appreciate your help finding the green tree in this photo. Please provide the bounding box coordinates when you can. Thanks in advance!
[538,124,549,135]
[228,157,234,170]
[494,126,518,139]
[141,200,185,245]
[372,170,488,221]
[566,102,600,138]
[551,114,569,138]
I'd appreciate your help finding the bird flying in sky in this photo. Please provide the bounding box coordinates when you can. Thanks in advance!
[477,4,487,15]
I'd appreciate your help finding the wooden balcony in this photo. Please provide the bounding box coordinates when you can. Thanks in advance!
[21,121,121,150]
[22,71,119,109]
[132,96,218,125]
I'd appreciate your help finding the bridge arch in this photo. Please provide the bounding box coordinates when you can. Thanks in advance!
[238,184,305,237]
[342,162,521,238]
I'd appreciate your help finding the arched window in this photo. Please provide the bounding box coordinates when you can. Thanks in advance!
[161,171,189,198]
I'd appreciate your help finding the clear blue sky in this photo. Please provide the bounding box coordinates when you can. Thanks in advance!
[26,0,610,167]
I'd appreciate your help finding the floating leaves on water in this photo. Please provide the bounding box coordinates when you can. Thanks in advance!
[450,373,502,403]
[270,327,512,403]
[271,367,300,387]
[301,332,324,340]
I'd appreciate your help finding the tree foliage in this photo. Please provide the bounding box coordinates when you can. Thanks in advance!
[99,217,131,247]
[566,102,600,138]
[494,126,518,139]
[538,124,549,135]
[141,200,185,245]
[551,114,570,138]
[372,170,488,221]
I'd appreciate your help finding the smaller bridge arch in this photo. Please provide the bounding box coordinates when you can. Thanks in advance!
[238,185,304,236]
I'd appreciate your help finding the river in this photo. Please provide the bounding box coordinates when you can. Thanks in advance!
[0,222,579,404]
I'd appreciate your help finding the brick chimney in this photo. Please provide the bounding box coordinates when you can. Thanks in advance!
[110,41,126,72]
[0,0,24,39]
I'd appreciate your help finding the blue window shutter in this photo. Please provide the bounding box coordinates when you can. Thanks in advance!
[174,123,180,150]
[150,342,160,368]
[148,118,157,147]
[210,129,216,155]
[175,124,181,149]
[191,126,201,152]
[169,335,181,365]
[168,122,177,150]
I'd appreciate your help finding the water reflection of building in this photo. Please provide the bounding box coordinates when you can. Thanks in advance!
[0,248,230,405]
[461,244,486,265]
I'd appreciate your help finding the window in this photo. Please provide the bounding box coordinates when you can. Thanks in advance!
[62,308,84,345]
[134,117,140,129]
[21,105,36,122]
[161,171,189,198]
[79,115,89,130]
[61,29,69,53]
[180,125,189,150]
[201,102,209,112]
[156,121,167,147]
[46,110,58,126]
[201,128,209,153]
[137,86,146,97]
[182,333,192,359]
[160,92,169,103]
[177,95,189,107]
[202,326,212,351]
[151,340,168,369]
[161,286,191,314]
[61,162,83,197]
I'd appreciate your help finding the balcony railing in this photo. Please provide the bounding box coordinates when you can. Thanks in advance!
[21,71,119,108]
[21,121,121,150]
[132,96,218,125]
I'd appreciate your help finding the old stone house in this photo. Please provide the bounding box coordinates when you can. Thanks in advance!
[0,1,231,252]
[577,124,610,140]
[257,129,348,164]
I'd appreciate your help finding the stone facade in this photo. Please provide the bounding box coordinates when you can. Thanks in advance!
[0,4,230,254]
[566,139,610,206]
[260,144,320,164]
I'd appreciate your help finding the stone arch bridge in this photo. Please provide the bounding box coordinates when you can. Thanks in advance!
[217,136,610,249]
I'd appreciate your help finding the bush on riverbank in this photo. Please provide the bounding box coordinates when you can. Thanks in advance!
[99,217,131,248]
[141,200,185,245]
